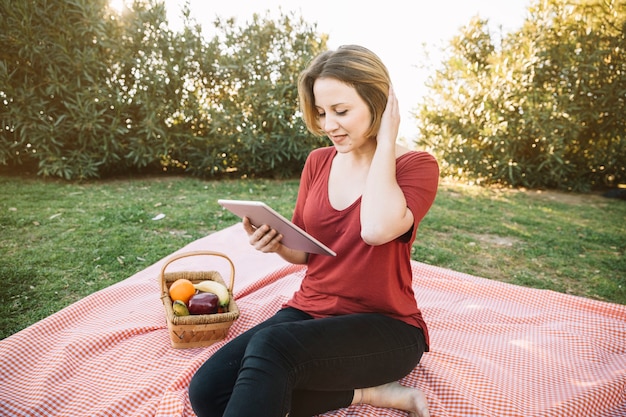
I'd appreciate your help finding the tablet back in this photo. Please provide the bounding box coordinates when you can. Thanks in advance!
[217,199,336,256]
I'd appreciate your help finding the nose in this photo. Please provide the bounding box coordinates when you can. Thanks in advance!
[323,114,339,133]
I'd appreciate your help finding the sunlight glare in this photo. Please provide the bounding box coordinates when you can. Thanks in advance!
[109,0,126,13]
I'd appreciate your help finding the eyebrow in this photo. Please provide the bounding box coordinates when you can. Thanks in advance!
[315,103,348,110]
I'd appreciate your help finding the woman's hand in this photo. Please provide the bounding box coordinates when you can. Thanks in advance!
[242,216,283,253]
[360,85,414,246]
[242,217,310,264]
[376,86,400,148]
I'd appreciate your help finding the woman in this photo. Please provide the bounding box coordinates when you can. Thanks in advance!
[189,44,439,417]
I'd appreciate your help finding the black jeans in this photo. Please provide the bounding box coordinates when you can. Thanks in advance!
[188,307,427,417]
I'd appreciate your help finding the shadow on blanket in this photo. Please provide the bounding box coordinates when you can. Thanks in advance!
[1,224,625,417]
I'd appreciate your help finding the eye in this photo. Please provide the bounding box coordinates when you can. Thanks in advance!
[335,110,347,116]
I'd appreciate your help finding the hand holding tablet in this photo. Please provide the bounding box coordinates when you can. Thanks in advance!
[217,199,336,256]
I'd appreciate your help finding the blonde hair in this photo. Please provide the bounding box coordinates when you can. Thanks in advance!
[298,45,391,139]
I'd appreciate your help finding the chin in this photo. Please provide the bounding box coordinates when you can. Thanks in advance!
[331,138,352,148]
[333,144,353,153]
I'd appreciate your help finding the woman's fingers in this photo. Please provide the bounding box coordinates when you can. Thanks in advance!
[378,86,400,143]
[243,217,282,252]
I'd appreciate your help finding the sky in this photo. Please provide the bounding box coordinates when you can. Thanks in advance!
[162,0,530,140]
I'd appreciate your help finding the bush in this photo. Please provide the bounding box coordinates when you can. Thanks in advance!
[416,0,626,191]
[0,0,328,179]
[166,12,329,178]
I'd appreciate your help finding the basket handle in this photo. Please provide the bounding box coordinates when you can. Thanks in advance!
[159,251,236,294]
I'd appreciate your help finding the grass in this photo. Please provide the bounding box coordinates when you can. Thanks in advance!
[1,175,625,339]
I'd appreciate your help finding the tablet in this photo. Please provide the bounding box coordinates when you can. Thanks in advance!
[217,199,336,256]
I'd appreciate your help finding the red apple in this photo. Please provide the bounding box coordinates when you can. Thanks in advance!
[188,292,219,315]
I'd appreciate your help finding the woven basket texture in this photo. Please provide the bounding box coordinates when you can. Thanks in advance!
[160,252,239,349]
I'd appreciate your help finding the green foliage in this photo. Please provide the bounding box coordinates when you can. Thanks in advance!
[0,0,122,178]
[0,0,327,179]
[170,12,329,178]
[416,0,626,191]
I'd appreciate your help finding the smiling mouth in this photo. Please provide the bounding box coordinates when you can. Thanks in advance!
[330,134,348,143]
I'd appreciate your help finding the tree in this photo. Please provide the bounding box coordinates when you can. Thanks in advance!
[0,0,327,179]
[417,0,626,191]
[0,0,127,178]
[168,11,328,178]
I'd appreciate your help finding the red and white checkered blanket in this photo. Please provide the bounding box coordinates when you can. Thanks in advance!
[1,224,625,416]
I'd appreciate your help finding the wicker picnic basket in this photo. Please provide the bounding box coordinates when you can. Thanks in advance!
[160,250,240,349]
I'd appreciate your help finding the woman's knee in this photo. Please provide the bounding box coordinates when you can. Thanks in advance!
[245,324,299,360]
[189,355,241,417]
[188,365,220,417]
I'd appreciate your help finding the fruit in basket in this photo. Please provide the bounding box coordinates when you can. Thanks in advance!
[169,278,196,304]
[172,300,190,316]
[193,280,230,307]
[188,292,219,315]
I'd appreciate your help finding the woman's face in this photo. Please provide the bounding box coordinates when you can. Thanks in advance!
[313,77,373,153]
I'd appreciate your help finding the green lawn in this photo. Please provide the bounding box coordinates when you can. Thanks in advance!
[1,175,624,339]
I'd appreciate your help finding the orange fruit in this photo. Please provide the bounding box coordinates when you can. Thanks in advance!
[169,279,196,304]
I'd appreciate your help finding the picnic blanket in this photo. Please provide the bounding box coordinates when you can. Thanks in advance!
[1,223,625,417]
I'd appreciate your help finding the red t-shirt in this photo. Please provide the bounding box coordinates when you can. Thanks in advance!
[285,147,439,348]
